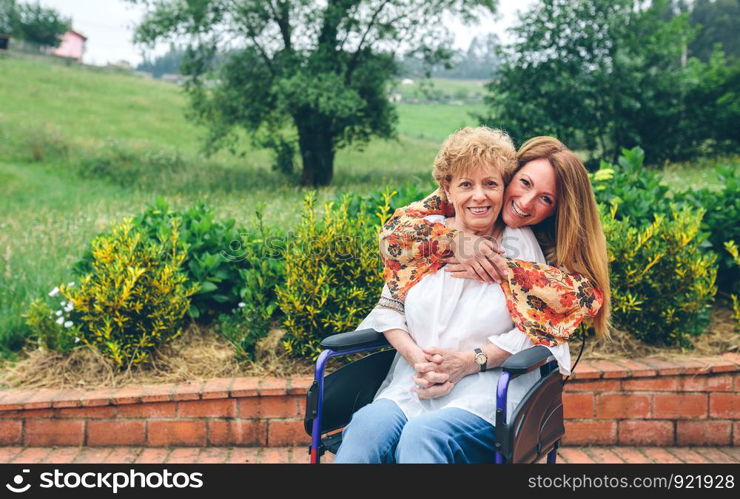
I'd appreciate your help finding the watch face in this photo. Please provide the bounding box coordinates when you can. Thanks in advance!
[475,353,487,365]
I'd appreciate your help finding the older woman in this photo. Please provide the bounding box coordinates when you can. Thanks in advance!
[334,127,574,464]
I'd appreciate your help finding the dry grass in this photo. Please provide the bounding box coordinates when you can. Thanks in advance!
[0,325,314,390]
[1,305,736,390]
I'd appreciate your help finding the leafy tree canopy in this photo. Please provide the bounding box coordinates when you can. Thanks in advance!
[128,0,498,186]
[13,1,70,47]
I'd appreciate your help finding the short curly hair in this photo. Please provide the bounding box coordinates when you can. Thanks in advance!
[432,127,516,196]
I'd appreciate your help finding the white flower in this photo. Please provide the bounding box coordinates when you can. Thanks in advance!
[74,337,80,343]
[60,301,67,306]
[55,317,64,325]
[65,303,74,312]
[49,287,60,297]
[238,302,246,308]
[55,310,63,316]
[67,282,75,287]
[64,321,73,328]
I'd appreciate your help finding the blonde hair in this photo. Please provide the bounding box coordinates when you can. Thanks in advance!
[432,127,517,195]
[517,137,611,338]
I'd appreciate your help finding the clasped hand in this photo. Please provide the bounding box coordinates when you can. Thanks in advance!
[411,347,473,400]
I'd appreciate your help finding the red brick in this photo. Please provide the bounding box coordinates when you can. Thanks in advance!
[207,420,267,446]
[589,360,631,379]
[87,420,146,446]
[116,402,177,418]
[706,356,739,373]
[267,420,310,446]
[570,361,603,380]
[110,386,144,405]
[611,359,657,377]
[238,396,301,419]
[134,448,170,463]
[25,420,85,446]
[563,392,594,418]
[262,447,293,464]
[50,389,85,408]
[669,358,713,375]
[584,447,625,463]
[21,389,59,410]
[0,447,23,462]
[622,376,679,391]
[641,447,683,464]
[562,420,617,445]
[172,382,202,401]
[557,448,594,464]
[701,374,733,391]
[177,399,235,418]
[564,379,621,392]
[79,388,118,407]
[288,376,314,395]
[56,406,117,419]
[201,378,234,400]
[654,393,707,419]
[676,420,731,446]
[73,448,113,463]
[0,420,22,445]
[140,383,176,403]
[721,352,740,366]
[693,447,738,464]
[165,448,200,463]
[0,409,54,419]
[0,389,35,411]
[230,377,260,397]
[618,420,674,446]
[734,422,740,447]
[613,448,651,464]
[228,447,262,464]
[596,393,651,419]
[709,393,739,418]
[10,448,52,464]
[668,448,711,463]
[259,378,289,396]
[44,447,82,464]
[147,420,206,446]
[104,448,142,463]
[197,447,231,463]
[640,358,684,376]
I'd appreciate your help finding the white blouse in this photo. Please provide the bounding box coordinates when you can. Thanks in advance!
[356,218,571,426]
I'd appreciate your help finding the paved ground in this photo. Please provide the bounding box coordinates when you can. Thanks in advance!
[1,446,738,464]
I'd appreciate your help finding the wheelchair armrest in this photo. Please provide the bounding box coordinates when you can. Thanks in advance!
[319,328,390,352]
[501,345,554,376]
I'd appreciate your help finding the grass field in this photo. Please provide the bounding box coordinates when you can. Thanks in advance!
[0,53,732,354]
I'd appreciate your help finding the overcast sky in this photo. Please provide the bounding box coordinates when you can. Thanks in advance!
[38,0,535,66]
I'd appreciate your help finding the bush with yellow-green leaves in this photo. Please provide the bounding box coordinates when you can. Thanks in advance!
[277,192,392,359]
[603,203,718,347]
[57,218,196,368]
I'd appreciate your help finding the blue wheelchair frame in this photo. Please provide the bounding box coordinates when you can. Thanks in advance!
[304,328,564,464]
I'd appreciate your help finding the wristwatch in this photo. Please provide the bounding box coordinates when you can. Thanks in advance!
[474,348,488,372]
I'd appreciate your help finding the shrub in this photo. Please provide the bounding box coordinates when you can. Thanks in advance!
[23,292,80,353]
[603,204,718,347]
[61,218,196,368]
[673,165,739,294]
[26,123,68,162]
[74,198,246,323]
[277,192,392,358]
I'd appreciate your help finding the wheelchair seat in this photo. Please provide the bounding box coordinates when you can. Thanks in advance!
[304,328,564,464]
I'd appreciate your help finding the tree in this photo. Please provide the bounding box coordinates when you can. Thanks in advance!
[14,1,70,47]
[689,0,739,61]
[129,0,498,186]
[0,0,19,36]
[137,45,187,78]
[483,0,700,164]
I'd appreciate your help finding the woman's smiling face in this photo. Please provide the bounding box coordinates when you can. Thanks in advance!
[502,158,558,228]
[444,164,504,235]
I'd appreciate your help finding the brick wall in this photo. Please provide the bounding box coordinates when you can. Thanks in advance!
[0,353,737,448]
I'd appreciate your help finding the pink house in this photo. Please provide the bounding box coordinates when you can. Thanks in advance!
[51,30,87,62]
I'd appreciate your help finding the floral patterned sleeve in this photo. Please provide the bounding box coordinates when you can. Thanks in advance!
[379,189,457,301]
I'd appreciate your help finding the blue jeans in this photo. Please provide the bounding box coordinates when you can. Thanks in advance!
[334,398,497,464]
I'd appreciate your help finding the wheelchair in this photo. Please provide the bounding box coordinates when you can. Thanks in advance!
[304,328,564,464]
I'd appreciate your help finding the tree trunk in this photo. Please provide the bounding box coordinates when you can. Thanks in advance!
[295,114,335,186]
